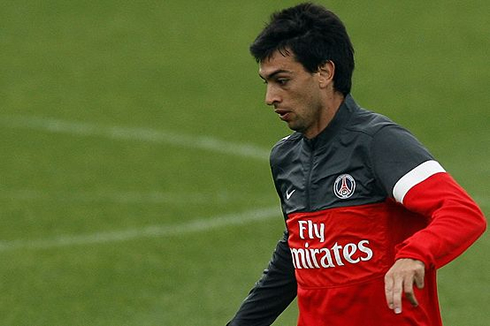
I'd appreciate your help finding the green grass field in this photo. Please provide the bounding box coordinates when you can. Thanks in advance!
[1,1,488,325]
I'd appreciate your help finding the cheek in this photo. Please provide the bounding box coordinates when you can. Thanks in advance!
[299,90,322,110]
[287,80,321,109]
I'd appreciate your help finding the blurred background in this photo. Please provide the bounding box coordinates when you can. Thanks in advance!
[0,0,488,325]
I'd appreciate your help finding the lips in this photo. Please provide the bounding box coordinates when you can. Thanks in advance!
[275,109,291,121]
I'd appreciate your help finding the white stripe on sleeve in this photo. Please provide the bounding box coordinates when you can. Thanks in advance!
[393,160,446,204]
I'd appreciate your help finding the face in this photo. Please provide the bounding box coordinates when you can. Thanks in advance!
[259,51,328,138]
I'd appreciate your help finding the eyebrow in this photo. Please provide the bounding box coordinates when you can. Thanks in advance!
[259,69,291,81]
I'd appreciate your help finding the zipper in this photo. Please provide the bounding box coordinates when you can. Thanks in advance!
[305,141,315,211]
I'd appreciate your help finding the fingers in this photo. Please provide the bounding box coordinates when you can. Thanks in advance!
[403,274,419,307]
[384,272,407,314]
[414,270,425,289]
[384,275,395,310]
[384,259,426,314]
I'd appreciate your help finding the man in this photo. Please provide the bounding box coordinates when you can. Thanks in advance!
[227,3,486,326]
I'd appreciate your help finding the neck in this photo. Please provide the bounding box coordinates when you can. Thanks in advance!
[304,92,345,139]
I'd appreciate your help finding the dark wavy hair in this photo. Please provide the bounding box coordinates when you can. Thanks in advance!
[250,2,355,96]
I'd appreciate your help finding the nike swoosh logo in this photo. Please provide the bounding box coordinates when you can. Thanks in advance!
[286,189,296,200]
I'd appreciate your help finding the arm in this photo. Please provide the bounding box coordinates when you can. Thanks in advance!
[393,170,486,269]
[227,230,297,326]
[385,170,486,314]
[371,126,487,314]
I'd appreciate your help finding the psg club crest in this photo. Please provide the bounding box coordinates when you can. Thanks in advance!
[333,174,356,199]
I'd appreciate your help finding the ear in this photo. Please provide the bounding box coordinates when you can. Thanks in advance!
[317,60,335,89]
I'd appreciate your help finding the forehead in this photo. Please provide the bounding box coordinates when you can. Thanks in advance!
[258,51,306,78]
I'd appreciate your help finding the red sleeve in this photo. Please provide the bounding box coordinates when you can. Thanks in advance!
[394,172,486,269]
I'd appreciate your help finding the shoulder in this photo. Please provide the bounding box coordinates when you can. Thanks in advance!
[345,103,423,150]
[346,106,398,137]
[350,106,434,174]
[270,132,301,166]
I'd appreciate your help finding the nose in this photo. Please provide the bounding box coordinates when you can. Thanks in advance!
[265,85,280,106]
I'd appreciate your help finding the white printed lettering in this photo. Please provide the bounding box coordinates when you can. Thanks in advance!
[319,248,335,268]
[358,240,373,261]
[304,243,315,269]
[297,220,325,242]
[343,243,360,264]
[290,239,374,270]
[313,222,325,243]
[331,242,344,266]
[298,221,308,240]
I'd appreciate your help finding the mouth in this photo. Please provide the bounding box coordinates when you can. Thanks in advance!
[274,109,291,121]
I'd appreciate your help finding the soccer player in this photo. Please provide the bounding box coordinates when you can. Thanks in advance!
[226,3,486,326]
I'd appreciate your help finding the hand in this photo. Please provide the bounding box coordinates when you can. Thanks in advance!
[384,258,425,314]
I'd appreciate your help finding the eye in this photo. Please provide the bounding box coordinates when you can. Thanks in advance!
[277,78,289,86]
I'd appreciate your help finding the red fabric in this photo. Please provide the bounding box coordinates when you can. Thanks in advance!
[395,172,486,268]
[286,173,486,325]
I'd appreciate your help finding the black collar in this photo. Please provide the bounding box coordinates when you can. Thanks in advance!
[303,94,359,148]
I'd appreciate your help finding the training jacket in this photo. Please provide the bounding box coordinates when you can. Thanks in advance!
[227,95,486,326]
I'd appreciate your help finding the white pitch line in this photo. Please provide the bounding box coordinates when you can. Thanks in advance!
[0,206,280,252]
[0,115,270,161]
